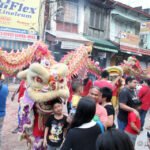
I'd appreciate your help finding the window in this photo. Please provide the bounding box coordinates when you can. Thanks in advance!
[57,1,78,24]
[89,8,105,30]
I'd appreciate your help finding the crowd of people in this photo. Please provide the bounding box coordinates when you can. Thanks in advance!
[0,69,150,150]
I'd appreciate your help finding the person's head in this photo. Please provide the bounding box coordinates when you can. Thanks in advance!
[144,79,150,87]
[125,76,137,89]
[51,98,63,115]
[70,97,96,128]
[96,129,134,150]
[101,70,109,79]
[88,86,102,103]
[130,99,142,110]
[100,87,112,103]
[72,81,83,95]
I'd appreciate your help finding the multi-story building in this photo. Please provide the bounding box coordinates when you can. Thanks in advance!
[45,0,90,61]
[109,1,150,68]
[46,0,119,66]
[83,0,118,68]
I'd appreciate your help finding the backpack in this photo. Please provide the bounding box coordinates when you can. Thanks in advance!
[93,115,105,133]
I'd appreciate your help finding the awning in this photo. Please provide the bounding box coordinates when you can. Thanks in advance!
[120,45,150,56]
[111,12,140,23]
[46,30,90,43]
[84,35,118,53]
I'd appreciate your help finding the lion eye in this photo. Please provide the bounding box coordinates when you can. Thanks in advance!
[34,77,43,83]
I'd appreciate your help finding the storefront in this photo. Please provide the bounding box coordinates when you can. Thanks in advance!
[84,35,118,68]
[46,31,91,61]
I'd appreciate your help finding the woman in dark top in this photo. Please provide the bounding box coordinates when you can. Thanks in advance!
[61,97,101,150]
[100,87,115,129]
[96,129,134,150]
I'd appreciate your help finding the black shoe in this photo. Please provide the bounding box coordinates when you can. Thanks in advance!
[12,127,19,134]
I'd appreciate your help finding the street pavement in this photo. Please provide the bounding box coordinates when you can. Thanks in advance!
[1,84,150,150]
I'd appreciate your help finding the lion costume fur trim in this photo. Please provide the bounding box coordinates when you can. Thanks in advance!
[27,87,70,102]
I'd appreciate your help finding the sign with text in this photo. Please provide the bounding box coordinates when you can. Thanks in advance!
[120,32,140,48]
[0,31,37,42]
[140,22,150,34]
[0,0,41,42]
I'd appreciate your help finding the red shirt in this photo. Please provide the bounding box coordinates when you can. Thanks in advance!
[94,80,114,90]
[18,80,26,102]
[82,80,93,96]
[125,112,141,135]
[67,81,73,103]
[138,85,150,110]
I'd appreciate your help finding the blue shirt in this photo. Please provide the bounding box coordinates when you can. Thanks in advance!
[0,84,9,117]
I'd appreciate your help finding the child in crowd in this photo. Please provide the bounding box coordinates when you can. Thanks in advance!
[67,82,83,123]
[125,100,141,146]
[71,82,83,108]
[43,98,68,150]
[101,87,116,129]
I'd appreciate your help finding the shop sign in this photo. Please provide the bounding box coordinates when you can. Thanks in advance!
[0,0,41,42]
[140,22,150,34]
[120,32,140,48]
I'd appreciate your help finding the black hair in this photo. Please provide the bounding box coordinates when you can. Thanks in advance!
[72,81,82,93]
[51,98,62,108]
[139,80,144,84]
[125,76,136,85]
[96,129,134,150]
[101,70,109,78]
[100,87,112,102]
[70,97,96,129]
[83,78,89,86]
[145,79,150,87]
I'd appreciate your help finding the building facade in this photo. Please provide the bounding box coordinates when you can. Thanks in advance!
[46,0,118,66]
[46,0,91,61]
[83,0,118,68]
[109,1,150,68]
[46,0,150,67]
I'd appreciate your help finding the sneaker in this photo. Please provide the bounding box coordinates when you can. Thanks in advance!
[12,127,19,134]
